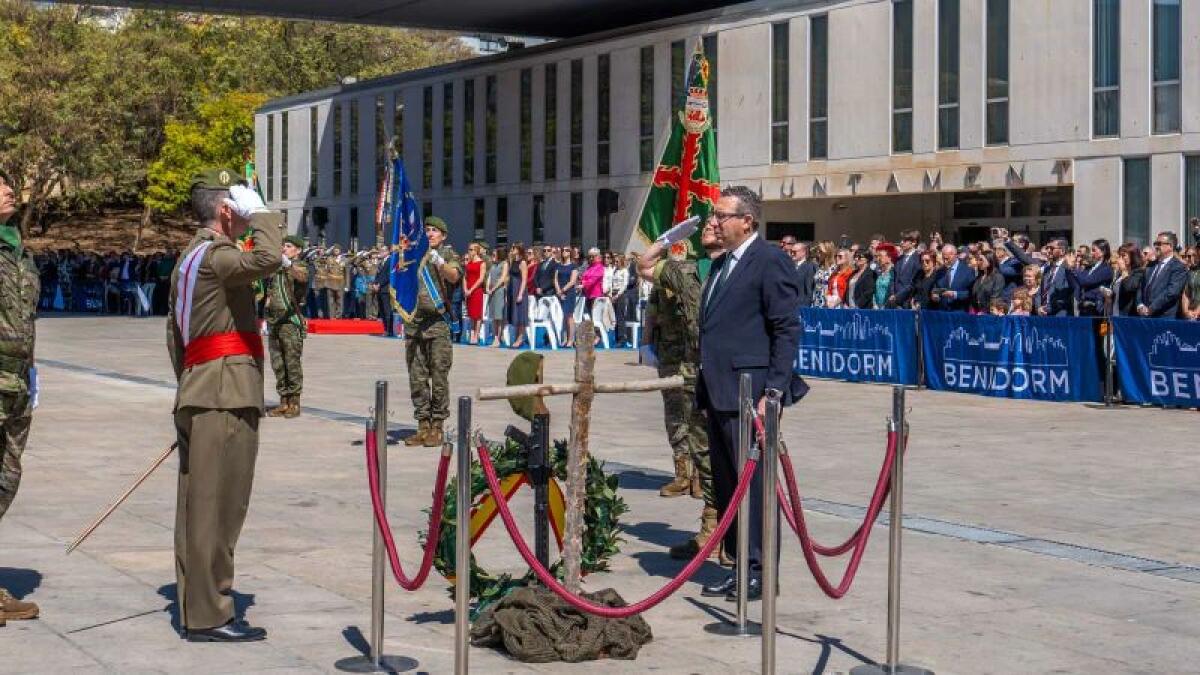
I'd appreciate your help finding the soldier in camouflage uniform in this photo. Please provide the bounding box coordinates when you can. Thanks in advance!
[0,171,42,625]
[639,221,728,562]
[320,247,346,319]
[265,235,308,418]
[404,216,461,447]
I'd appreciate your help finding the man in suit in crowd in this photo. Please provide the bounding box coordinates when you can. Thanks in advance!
[931,243,976,312]
[534,245,557,298]
[1138,231,1190,318]
[696,186,807,602]
[791,242,817,308]
[1004,235,1076,316]
[889,229,922,307]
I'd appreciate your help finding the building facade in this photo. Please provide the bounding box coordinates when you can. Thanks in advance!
[257,0,1200,251]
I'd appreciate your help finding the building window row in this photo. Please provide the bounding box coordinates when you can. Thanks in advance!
[545,64,558,181]
[770,22,788,163]
[442,83,453,188]
[809,14,829,160]
[570,58,583,179]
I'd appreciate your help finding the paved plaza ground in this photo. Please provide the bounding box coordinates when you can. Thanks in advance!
[2,316,1198,674]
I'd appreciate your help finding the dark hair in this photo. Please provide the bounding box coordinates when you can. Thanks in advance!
[494,245,508,261]
[900,229,921,243]
[1091,238,1111,260]
[1156,231,1179,249]
[720,185,762,227]
[976,250,998,275]
[191,187,227,224]
[1118,243,1145,270]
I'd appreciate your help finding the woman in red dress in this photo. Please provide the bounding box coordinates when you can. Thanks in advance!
[463,242,488,344]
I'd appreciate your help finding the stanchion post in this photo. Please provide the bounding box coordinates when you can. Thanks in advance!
[915,311,926,390]
[1103,317,1115,407]
[851,386,932,675]
[454,397,472,675]
[760,394,782,675]
[531,413,551,569]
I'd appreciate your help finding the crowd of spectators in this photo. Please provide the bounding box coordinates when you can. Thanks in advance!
[33,248,179,315]
[781,221,1200,320]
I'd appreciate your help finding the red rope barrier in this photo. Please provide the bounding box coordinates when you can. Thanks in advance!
[477,443,759,619]
[365,426,451,591]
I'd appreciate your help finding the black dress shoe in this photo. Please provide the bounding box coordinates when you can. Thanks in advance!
[185,619,267,643]
[701,574,737,597]
[726,577,778,603]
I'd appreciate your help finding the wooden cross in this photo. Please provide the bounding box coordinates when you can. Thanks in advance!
[477,319,683,592]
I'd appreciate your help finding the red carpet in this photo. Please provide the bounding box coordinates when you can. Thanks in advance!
[305,319,386,335]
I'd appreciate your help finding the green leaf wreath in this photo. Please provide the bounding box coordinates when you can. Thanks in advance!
[428,436,627,616]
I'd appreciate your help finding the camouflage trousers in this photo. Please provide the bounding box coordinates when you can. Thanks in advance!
[0,390,32,521]
[269,322,305,398]
[406,331,453,422]
[658,362,714,508]
[362,290,379,320]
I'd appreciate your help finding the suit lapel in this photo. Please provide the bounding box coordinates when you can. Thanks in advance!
[706,237,761,319]
[701,253,727,320]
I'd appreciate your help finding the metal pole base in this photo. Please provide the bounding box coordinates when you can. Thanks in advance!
[334,655,419,673]
[849,663,934,675]
[703,620,762,637]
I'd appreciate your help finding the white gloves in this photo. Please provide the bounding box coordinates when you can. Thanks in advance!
[639,345,659,368]
[656,215,701,246]
[28,365,39,410]
[281,255,293,268]
[223,184,268,218]
[428,249,445,267]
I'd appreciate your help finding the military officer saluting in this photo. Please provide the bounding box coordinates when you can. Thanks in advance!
[167,168,282,642]
[404,216,461,447]
[265,235,308,418]
[0,170,42,626]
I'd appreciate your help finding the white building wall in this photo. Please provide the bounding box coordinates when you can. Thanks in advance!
[1152,153,1183,235]
[1009,0,1090,145]
[1120,0,1151,139]
[828,2,890,160]
[1073,156,1121,245]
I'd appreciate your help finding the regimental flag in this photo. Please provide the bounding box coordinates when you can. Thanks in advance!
[382,154,429,321]
[637,43,720,257]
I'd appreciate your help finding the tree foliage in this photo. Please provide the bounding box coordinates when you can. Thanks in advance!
[0,1,473,235]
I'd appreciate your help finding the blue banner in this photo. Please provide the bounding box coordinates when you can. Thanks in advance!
[796,308,918,385]
[1112,317,1200,406]
[921,311,1102,402]
[383,156,429,322]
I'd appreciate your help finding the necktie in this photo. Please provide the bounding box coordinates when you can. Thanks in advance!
[706,256,732,309]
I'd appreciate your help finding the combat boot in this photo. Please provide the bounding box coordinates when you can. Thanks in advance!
[0,588,39,621]
[405,421,429,446]
[266,397,290,417]
[423,421,445,447]
[668,506,719,560]
[690,471,703,500]
[659,456,693,497]
[284,396,301,419]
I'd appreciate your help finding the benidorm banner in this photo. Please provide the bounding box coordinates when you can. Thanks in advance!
[921,312,1102,402]
[795,308,918,385]
[1112,317,1200,406]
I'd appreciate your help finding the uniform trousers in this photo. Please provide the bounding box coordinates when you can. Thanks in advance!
[705,408,779,573]
[0,390,32,520]
[174,407,259,630]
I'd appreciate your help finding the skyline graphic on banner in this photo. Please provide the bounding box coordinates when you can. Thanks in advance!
[1147,331,1200,370]
[942,325,1069,366]
[802,313,895,352]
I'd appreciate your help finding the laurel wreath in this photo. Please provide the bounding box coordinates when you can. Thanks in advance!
[428,436,627,615]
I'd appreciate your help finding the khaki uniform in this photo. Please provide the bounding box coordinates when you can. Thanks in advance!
[166,213,283,630]
[404,245,461,424]
[0,242,38,521]
[358,256,380,321]
[319,254,346,318]
[652,259,713,508]
[265,262,308,399]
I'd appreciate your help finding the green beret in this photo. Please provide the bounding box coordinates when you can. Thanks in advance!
[424,215,448,234]
[283,235,306,248]
[190,167,243,191]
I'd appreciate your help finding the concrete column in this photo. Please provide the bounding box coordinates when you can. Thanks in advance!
[1152,153,1184,235]
[1074,156,1122,245]
[1120,0,1150,139]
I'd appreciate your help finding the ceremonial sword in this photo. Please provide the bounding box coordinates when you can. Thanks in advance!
[66,442,177,554]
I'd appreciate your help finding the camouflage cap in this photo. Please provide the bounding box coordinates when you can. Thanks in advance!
[424,215,448,234]
[190,167,244,191]
[283,235,306,248]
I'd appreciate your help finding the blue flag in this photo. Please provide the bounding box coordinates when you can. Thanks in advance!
[383,156,429,321]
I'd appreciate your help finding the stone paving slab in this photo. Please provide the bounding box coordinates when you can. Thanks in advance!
[1,317,1198,673]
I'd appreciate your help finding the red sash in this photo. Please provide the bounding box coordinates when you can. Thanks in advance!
[183,331,264,369]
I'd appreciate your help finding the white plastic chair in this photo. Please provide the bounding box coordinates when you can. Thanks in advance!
[590,297,616,349]
[526,296,560,350]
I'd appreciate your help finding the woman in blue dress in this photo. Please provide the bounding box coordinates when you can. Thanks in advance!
[507,244,529,348]
[554,247,579,345]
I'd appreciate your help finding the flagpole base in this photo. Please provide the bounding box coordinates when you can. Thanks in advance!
[849,663,934,675]
[334,655,419,673]
[703,620,761,637]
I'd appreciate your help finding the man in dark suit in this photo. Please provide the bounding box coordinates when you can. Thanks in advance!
[792,242,818,308]
[1138,231,1189,318]
[889,229,922,307]
[1004,236,1076,316]
[931,244,976,312]
[533,245,557,298]
[373,256,395,336]
[696,186,807,602]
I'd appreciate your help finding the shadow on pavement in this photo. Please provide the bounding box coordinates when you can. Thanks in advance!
[157,583,256,634]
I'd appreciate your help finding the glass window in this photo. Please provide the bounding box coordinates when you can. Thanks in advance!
[809,16,829,160]
[703,34,718,134]
[938,0,960,149]
[1186,156,1200,247]
[442,83,453,188]
[375,95,386,189]
[771,23,789,163]
[1093,0,1119,137]
[1038,187,1073,217]
[639,46,655,172]
[570,59,583,179]
[1123,158,1151,247]
[570,192,583,247]
[349,100,359,194]
[520,69,532,182]
[985,0,1009,145]
[496,196,508,246]
[597,54,610,176]
[463,79,474,186]
[266,114,274,202]
[545,64,558,181]
[893,0,914,153]
[485,75,497,184]
[422,86,433,189]
[280,112,288,200]
[670,40,685,113]
[333,104,342,196]
[533,194,545,243]
[473,198,485,241]
[309,106,318,197]
[1152,0,1181,134]
[952,190,1005,219]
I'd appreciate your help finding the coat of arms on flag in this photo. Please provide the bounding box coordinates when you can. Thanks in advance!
[637,43,720,257]
[378,145,430,322]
